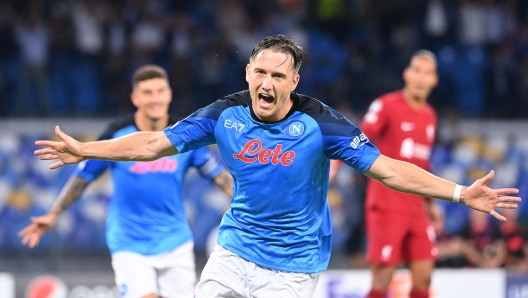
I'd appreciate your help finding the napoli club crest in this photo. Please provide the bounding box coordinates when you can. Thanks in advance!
[287,121,306,138]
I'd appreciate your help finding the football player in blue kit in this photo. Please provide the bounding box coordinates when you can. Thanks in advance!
[20,65,233,298]
[34,35,520,298]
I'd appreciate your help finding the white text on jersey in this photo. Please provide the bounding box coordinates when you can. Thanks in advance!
[224,119,246,132]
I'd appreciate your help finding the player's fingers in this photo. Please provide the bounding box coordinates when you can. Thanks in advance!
[35,148,58,156]
[35,140,60,148]
[479,170,495,185]
[498,195,522,203]
[21,233,32,246]
[55,126,68,141]
[18,226,32,237]
[495,203,518,209]
[39,154,59,161]
[29,235,40,248]
[490,209,506,221]
[496,188,520,196]
[50,161,64,170]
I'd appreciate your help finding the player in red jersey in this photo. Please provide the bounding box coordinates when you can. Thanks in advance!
[363,50,441,298]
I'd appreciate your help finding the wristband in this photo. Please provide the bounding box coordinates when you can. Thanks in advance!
[453,184,462,203]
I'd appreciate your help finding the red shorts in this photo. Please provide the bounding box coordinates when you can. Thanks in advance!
[366,209,437,265]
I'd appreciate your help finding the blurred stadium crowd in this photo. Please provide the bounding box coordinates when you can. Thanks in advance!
[2,0,528,273]
[0,0,528,118]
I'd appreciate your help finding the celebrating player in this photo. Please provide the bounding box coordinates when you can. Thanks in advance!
[361,51,442,298]
[33,35,520,298]
[19,65,233,298]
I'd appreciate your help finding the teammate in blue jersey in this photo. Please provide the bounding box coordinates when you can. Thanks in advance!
[19,65,233,298]
[34,35,521,298]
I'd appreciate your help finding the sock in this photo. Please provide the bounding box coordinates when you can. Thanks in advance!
[410,288,429,298]
[366,289,387,298]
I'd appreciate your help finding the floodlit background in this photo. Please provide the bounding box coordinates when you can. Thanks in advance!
[1,0,528,297]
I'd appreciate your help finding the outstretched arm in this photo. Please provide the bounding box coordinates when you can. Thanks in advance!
[365,155,521,221]
[212,170,234,198]
[35,126,178,169]
[18,176,90,248]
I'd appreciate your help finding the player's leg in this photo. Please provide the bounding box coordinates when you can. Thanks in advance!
[365,210,406,298]
[248,265,320,298]
[195,245,248,298]
[408,260,434,298]
[405,214,437,298]
[156,241,196,298]
[112,251,157,298]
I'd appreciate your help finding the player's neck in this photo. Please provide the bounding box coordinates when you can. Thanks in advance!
[402,89,427,111]
[134,112,169,132]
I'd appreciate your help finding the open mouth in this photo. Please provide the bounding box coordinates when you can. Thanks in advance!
[258,93,274,107]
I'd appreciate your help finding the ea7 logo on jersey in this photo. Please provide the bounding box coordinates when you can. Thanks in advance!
[224,119,245,132]
[350,133,369,149]
[233,139,295,166]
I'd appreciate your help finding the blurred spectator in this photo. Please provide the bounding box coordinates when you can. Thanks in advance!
[14,7,50,116]
[499,209,528,270]
[0,4,16,117]
[434,207,466,268]
[461,209,506,268]
[458,0,487,46]
[1,0,528,118]
[70,0,106,115]
[485,44,518,117]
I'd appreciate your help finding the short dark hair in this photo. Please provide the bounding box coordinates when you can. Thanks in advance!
[250,34,305,72]
[132,65,169,89]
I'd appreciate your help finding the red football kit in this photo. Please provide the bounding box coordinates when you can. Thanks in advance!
[361,90,438,265]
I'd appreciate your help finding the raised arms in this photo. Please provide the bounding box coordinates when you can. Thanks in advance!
[36,126,178,169]
[365,155,521,221]
[18,176,90,248]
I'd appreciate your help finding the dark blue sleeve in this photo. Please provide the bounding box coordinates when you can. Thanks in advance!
[164,99,232,153]
[190,146,225,180]
[319,107,381,173]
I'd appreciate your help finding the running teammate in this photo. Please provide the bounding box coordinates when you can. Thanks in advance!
[361,51,441,298]
[19,65,233,298]
[33,35,520,298]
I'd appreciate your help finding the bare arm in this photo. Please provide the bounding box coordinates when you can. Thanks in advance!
[364,155,521,221]
[212,170,234,198]
[19,176,90,248]
[35,126,178,169]
[49,176,90,215]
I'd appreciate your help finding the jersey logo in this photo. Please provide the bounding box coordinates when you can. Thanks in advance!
[130,157,178,174]
[287,121,305,138]
[224,119,245,132]
[233,139,295,166]
[400,121,416,132]
[119,284,127,297]
[399,138,431,160]
[350,133,369,149]
[381,245,393,261]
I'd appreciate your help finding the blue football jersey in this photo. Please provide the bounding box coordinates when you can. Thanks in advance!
[74,115,225,255]
[164,91,380,273]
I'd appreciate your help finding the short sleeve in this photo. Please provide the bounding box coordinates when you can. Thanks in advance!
[164,100,230,153]
[190,146,225,180]
[319,107,381,173]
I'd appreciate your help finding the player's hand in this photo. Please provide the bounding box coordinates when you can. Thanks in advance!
[463,170,521,221]
[18,213,59,248]
[35,126,85,169]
